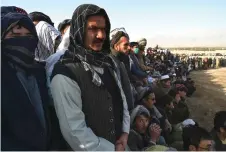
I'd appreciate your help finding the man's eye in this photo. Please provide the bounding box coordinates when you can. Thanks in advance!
[26,33,34,37]
[88,27,105,32]
[11,33,21,36]
[16,24,22,29]
[88,27,98,31]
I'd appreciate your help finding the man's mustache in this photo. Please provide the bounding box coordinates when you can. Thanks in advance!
[93,39,104,43]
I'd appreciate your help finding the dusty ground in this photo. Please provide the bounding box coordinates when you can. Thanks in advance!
[187,68,226,131]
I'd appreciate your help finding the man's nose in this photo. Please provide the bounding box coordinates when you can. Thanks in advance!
[96,29,105,39]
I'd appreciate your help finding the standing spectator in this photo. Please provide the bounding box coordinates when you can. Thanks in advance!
[50,4,130,151]
[110,29,134,111]
[1,6,50,150]
[29,12,61,62]
[58,19,71,36]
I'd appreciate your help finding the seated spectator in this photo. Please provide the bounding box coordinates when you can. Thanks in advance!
[144,145,176,151]
[140,91,173,143]
[185,78,196,97]
[182,126,214,151]
[128,105,162,151]
[168,87,190,125]
[140,89,161,123]
[158,94,186,149]
[160,95,175,126]
[211,111,226,151]
[152,75,172,106]
[141,90,172,131]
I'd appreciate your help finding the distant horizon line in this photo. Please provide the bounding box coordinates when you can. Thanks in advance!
[155,46,226,48]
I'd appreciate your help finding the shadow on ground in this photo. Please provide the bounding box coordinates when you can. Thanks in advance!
[186,68,226,131]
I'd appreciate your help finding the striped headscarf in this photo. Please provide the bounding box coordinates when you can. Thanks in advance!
[68,4,111,56]
[34,21,61,61]
[60,4,113,86]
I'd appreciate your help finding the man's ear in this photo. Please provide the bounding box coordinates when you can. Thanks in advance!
[189,145,196,151]
[114,43,119,51]
[220,127,225,133]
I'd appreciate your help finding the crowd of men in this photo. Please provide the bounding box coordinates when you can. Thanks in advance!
[2,4,226,151]
[182,55,226,70]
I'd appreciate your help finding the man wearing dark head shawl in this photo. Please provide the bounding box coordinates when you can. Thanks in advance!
[1,6,50,150]
[58,19,71,36]
[29,11,54,26]
[50,4,130,151]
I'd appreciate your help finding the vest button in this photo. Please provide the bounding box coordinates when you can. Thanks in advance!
[110,119,114,122]
[109,107,112,111]
[107,95,111,100]
[111,130,115,135]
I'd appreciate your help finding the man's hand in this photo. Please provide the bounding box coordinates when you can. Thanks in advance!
[148,66,153,71]
[164,119,172,132]
[143,78,148,85]
[115,143,124,151]
[175,94,181,103]
[149,123,162,144]
[115,133,128,151]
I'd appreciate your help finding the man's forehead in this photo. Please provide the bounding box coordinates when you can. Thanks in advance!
[137,114,148,119]
[199,139,213,149]
[87,15,105,25]
[120,36,129,43]
[148,93,154,97]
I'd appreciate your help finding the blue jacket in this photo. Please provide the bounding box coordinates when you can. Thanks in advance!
[130,54,147,78]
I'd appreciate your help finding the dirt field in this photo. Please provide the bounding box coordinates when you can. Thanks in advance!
[187,68,226,131]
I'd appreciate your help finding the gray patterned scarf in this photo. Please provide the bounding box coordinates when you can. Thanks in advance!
[61,4,113,86]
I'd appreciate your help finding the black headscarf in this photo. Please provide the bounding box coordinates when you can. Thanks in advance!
[29,11,54,26]
[58,19,71,32]
[64,4,112,67]
[1,6,39,70]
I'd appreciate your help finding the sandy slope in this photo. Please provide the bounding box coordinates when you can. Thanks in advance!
[187,68,226,131]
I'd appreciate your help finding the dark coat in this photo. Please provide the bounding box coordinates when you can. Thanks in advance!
[1,61,50,151]
[211,129,226,151]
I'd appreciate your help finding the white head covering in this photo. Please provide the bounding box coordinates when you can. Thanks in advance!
[160,75,170,80]
[56,27,70,52]
[35,21,61,61]
[110,27,127,40]
[45,27,70,88]
[182,119,196,128]
[137,38,147,46]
